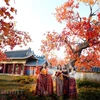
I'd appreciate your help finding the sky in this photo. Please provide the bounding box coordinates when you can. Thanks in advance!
[4,0,99,58]
[14,0,68,57]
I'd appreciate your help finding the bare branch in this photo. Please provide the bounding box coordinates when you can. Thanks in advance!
[89,5,93,18]
[93,8,100,14]
[92,0,98,7]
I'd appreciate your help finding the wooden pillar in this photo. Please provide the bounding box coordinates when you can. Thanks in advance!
[3,64,6,73]
[18,64,21,74]
[12,64,14,74]
[21,64,24,75]
[17,64,21,74]
[11,64,13,74]
[0,64,3,73]
[14,64,16,74]
[21,64,23,75]
[8,64,10,74]
[12,64,16,74]
[34,67,36,75]
[23,65,26,75]
[7,64,9,73]
[9,64,12,74]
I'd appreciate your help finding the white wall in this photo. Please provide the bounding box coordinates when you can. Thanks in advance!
[75,72,100,82]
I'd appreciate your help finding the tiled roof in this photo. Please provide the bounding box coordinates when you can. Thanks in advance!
[35,55,46,60]
[75,66,100,72]
[5,48,37,59]
[26,59,46,66]
[91,67,100,72]
[5,48,47,66]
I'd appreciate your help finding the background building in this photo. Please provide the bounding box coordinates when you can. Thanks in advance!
[0,48,48,75]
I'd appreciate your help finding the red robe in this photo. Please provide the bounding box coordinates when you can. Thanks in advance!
[36,74,53,96]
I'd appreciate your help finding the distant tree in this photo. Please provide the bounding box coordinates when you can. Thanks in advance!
[41,0,100,70]
[0,0,31,61]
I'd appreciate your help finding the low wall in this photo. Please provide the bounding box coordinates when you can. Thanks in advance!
[75,72,100,82]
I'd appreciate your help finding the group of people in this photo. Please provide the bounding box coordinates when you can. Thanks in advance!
[35,65,77,99]
[55,67,77,99]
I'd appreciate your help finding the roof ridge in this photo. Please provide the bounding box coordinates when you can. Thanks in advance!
[36,55,46,60]
[5,48,29,53]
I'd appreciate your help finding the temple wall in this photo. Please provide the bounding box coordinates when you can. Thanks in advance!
[75,72,100,82]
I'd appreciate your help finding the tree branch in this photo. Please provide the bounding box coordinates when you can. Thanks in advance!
[65,37,75,53]
[75,41,89,53]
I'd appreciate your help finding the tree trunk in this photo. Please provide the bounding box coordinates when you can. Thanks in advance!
[65,40,89,71]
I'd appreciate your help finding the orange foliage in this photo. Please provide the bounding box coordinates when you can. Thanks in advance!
[48,58,58,66]
[58,60,66,66]
[79,0,95,5]
[0,0,31,61]
[41,0,100,69]
[48,57,67,66]
[0,50,7,61]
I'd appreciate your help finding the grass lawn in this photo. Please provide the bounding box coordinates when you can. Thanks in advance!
[0,74,100,100]
[0,75,27,90]
[0,74,35,94]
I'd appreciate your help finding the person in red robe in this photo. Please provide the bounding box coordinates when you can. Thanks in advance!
[62,66,77,99]
[35,67,53,96]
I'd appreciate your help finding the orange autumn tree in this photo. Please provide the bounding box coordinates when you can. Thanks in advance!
[0,0,31,61]
[49,57,58,66]
[48,57,68,67]
[41,0,100,70]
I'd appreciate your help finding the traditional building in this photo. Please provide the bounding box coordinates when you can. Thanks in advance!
[0,48,48,75]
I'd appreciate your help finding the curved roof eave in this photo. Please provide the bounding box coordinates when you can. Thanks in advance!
[7,54,38,60]
[25,59,47,66]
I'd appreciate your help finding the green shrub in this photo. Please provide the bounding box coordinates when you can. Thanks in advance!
[78,88,100,100]
[76,79,100,88]
[13,76,27,82]
[13,75,35,84]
